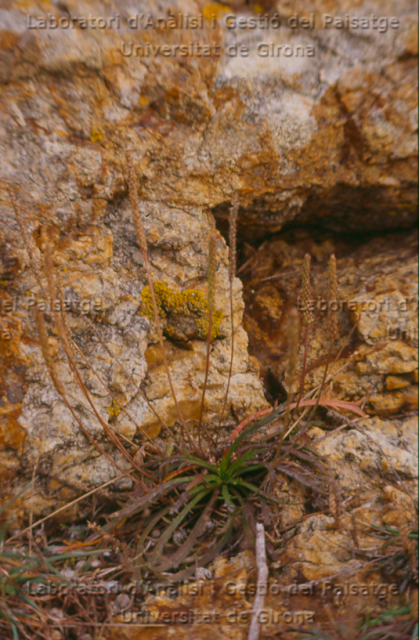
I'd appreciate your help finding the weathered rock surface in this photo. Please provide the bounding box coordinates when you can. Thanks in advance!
[0,3,417,638]
[0,196,268,520]
[105,499,417,638]
[0,0,417,233]
[0,0,417,523]
[241,228,418,416]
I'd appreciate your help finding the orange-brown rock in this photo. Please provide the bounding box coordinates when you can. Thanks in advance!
[0,0,417,524]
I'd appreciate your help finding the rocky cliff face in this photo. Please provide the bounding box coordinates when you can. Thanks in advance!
[0,0,417,520]
[241,229,418,416]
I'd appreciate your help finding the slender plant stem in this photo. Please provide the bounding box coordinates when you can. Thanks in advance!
[37,257,144,484]
[7,476,125,543]
[216,194,238,446]
[70,338,163,455]
[79,310,172,443]
[143,257,195,451]
[305,338,334,424]
[126,152,193,450]
[215,277,234,447]
[266,405,311,491]
[294,324,310,414]
[198,308,213,450]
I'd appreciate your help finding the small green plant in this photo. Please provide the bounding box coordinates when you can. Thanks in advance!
[103,405,295,584]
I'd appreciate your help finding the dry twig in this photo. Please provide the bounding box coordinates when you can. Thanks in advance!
[216,193,239,439]
[248,522,268,640]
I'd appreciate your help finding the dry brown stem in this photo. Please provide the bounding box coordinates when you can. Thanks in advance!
[248,522,268,640]
[328,471,342,531]
[8,184,47,297]
[198,230,218,444]
[34,300,135,483]
[125,151,193,449]
[217,194,239,439]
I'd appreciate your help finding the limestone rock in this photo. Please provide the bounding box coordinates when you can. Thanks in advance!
[0,194,268,520]
[0,0,417,523]
[310,416,418,497]
[241,229,418,416]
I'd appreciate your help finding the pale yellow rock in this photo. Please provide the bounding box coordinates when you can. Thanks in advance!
[382,510,400,527]
[0,0,417,534]
[385,375,411,390]
[355,341,418,376]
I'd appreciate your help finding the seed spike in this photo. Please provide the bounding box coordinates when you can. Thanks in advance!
[228,193,239,282]
[301,253,314,326]
[328,254,338,339]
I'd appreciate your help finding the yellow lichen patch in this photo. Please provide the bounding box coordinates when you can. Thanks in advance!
[90,129,104,142]
[197,309,224,340]
[140,282,223,340]
[141,281,174,321]
[202,3,230,20]
[106,399,121,417]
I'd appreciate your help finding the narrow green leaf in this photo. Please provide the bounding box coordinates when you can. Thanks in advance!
[183,455,218,474]
[227,449,261,476]
[224,403,287,465]
[221,485,235,506]
[233,478,260,493]
[151,490,209,562]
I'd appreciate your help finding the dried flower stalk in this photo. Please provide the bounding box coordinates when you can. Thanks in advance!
[125,151,193,450]
[216,193,239,440]
[199,230,218,442]
[295,254,313,410]
[286,307,300,398]
[8,185,46,297]
[34,303,65,398]
[228,192,239,281]
[34,301,135,482]
[207,230,217,312]
[328,472,342,531]
[307,253,339,422]
[301,253,314,327]
[350,510,360,551]
[266,308,301,481]
[42,236,149,483]
[328,254,338,340]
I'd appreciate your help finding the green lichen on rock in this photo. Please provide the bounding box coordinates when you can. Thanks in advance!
[141,281,223,340]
